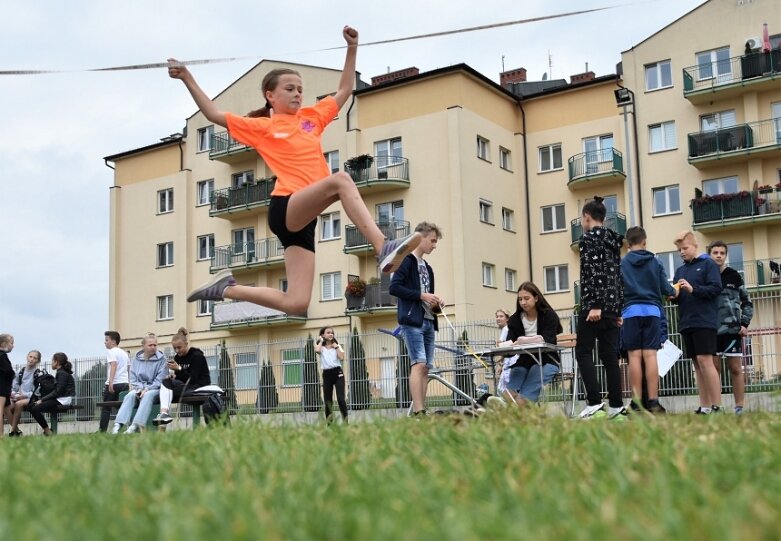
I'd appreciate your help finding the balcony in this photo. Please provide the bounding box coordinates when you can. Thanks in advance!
[569,212,627,250]
[209,131,255,163]
[209,177,276,219]
[345,283,397,315]
[210,238,285,274]
[344,220,410,255]
[736,259,781,289]
[691,189,781,231]
[567,148,626,190]
[687,118,781,169]
[344,155,410,193]
[682,51,781,104]
[211,301,305,330]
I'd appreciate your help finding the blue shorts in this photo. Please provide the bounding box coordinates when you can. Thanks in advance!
[401,319,436,369]
[621,316,662,351]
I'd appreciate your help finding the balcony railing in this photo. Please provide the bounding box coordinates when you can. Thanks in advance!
[345,283,397,313]
[209,131,253,161]
[735,259,781,289]
[570,212,627,246]
[210,238,285,273]
[691,189,781,229]
[210,178,276,216]
[688,118,781,162]
[683,51,781,98]
[344,156,410,189]
[211,301,305,329]
[344,220,410,253]
[567,148,625,187]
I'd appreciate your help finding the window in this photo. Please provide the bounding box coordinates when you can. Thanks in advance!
[156,295,173,320]
[649,121,677,152]
[725,243,745,276]
[541,204,566,233]
[197,179,214,206]
[501,208,515,231]
[585,195,618,216]
[197,234,215,261]
[197,299,213,317]
[583,135,614,171]
[235,352,258,390]
[645,60,673,91]
[376,200,404,224]
[539,144,562,172]
[197,125,214,152]
[773,102,781,142]
[231,170,254,188]
[279,279,288,292]
[206,354,219,386]
[499,147,512,170]
[324,150,340,174]
[696,46,731,82]
[321,272,342,301]
[505,268,517,292]
[477,136,490,161]
[703,176,739,196]
[320,212,341,241]
[232,228,256,263]
[482,263,496,287]
[653,185,681,216]
[544,265,569,293]
[282,348,303,387]
[374,138,402,168]
[700,110,736,132]
[158,188,174,214]
[157,242,174,267]
[656,251,681,282]
[479,200,494,224]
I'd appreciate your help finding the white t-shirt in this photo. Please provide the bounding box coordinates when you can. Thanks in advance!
[522,314,538,337]
[319,347,342,370]
[106,347,130,385]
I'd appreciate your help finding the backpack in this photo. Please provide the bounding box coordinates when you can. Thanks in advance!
[201,392,230,425]
[35,370,57,398]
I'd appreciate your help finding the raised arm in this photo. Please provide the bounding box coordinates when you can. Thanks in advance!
[333,26,358,109]
[168,58,227,128]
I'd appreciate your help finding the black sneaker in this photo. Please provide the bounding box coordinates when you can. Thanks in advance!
[8,430,22,437]
[647,400,666,415]
[694,407,709,415]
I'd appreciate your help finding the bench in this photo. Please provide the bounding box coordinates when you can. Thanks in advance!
[97,391,161,430]
[49,404,85,434]
[96,393,211,430]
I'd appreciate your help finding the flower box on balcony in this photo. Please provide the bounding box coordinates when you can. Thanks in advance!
[691,191,753,222]
[345,155,373,183]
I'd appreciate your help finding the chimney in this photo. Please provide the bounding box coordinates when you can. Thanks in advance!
[570,71,596,84]
[371,67,420,86]
[500,67,527,87]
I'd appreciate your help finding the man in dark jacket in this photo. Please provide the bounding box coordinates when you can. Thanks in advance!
[575,197,625,420]
[389,222,442,417]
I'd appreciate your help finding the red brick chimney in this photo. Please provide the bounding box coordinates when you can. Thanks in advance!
[500,67,527,86]
[570,71,596,84]
[371,67,420,86]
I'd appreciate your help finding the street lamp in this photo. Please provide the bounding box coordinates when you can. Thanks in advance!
[615,86,636,227]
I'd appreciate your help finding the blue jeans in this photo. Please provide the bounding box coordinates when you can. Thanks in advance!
[507,363,560,402]
[115,389,160,427]
[401,319,436,368]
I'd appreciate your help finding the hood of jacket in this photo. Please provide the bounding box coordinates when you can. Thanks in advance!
[134,349,166,363]
[624,249,656,266]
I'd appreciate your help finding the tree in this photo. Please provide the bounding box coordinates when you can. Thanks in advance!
[76,360,106,421]
[454,330,476,405]
[395,337,412,409]
[302,334,321,412]
[349,327,371,410]
[219,341,238,413]
[256,360,279,414]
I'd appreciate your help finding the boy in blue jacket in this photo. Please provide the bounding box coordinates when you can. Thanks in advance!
[389,222,443,416]
[672,230,723,414]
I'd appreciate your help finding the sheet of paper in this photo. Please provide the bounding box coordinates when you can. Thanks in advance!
[658,339,682,377]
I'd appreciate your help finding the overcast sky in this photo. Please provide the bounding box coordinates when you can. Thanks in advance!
[0,0,705,363]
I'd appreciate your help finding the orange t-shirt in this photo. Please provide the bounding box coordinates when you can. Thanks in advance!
[225,96,339,196]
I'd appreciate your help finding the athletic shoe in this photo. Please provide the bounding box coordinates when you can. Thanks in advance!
[8,430,22,437]
[577,402,606,419]
[734,406,744,415]
[647,401,667,415]
[152,412,173,426]
[694,407,710,415]
[377,232,422,274]
[486,396,508,409]
[186,269,237,302]
[608,406,629,421]
[711,405,723,414]
[111,423,122,434]
[125,424,139,434]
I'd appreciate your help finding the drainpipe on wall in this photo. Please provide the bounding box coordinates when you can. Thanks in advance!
[518,100,533,283]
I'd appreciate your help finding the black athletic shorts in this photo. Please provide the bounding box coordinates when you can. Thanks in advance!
[681,328,717,358]
[268,195,317,253]
[717,334,743,356]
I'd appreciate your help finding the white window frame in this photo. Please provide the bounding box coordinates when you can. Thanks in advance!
[541,204,566,233]
[196,179,214,206]
[279,279,288,292]
[158,188,174,214]
[482,263,496,288]
[644,60,673,91]
[197,234,215,261]
[235,352,259,391]
[501,208,515,231]
[157,242,174,268]
[543,265,569,294]
[703,176,739,196]
[320,212,341,241]
[652,185,681,216]
[504,268,517,292]
[374,138,402,168]
[197,125,214,152]
[695,46,731,83]
[320,272,342,301]
[538,144,562,172]
[324,150,340,174]
[231,170,254,189]
[282,348,303,388]
[700,110,736,132]
[477,136,490,161]
[376,200,404,224]
[197,299,213,317]
[156,295,174,321]
[649,121,677,152]
[479,199,494,224]
[656,252,680,283]
[499,147,512,171]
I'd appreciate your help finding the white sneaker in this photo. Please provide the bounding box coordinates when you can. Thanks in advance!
[608,406,629,421]
[111,423,122,434]
[486,396,508,409]
[125,424,139,434]
[577,403,606,419]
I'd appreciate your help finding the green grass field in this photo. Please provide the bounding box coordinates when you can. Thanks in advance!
[2,411,780,540]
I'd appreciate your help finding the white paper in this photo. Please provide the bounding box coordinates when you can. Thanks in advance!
[657,340,682,377]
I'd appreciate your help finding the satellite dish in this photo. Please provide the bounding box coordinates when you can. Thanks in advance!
[542,72,548,80]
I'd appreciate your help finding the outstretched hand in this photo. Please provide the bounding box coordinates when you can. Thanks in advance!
[167,58,190,80]
[343,26,359,46]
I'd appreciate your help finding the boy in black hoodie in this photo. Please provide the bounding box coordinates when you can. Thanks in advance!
[575,197,625,420]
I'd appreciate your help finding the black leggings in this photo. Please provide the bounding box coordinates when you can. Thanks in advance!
[322,367,348,420]
[28,399,61,429]
[576,316,623,407]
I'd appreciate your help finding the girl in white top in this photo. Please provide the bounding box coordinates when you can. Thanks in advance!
[494,310,518,394]
[315,327,348,423]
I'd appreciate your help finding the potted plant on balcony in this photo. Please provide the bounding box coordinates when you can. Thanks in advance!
[691,191,752,222]
[344,154,374,183]
[344,278,366,309]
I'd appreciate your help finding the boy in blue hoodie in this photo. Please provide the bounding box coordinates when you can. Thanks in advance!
[621,227,677,413]
[672,230,723,414]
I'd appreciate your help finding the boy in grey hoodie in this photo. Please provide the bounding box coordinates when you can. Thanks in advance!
[112,334,168,434]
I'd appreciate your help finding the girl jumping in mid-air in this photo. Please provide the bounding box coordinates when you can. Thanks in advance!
[168,26,421,314]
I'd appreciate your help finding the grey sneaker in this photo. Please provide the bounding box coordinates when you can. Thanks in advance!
[377,232,422,274]
[187,269,236,302]
[153,412,173,426]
